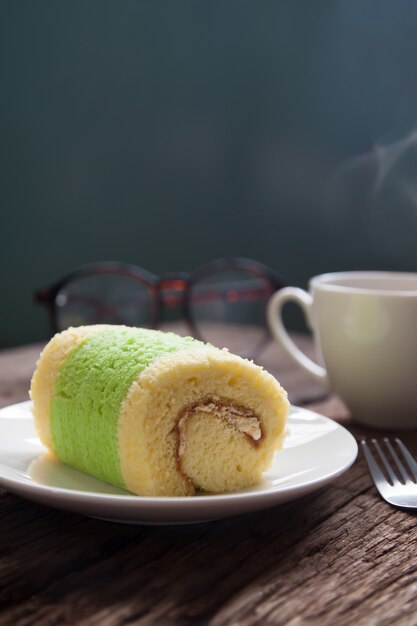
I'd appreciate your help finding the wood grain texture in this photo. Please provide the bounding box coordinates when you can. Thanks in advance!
[0,336,417,626]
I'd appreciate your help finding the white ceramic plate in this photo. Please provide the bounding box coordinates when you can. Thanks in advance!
[0,401,358,525]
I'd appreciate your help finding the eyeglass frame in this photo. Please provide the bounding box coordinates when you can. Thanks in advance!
[35,257,285,358]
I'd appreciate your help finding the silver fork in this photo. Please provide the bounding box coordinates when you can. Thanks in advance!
[361,438,417,509]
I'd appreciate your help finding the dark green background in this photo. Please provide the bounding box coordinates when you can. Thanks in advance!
[2,1,417,348]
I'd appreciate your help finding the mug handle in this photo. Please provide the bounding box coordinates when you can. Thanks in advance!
[267,287,329,388]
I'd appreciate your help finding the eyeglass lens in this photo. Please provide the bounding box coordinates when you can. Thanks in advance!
[55,273,154,331]
[189,268,273,355]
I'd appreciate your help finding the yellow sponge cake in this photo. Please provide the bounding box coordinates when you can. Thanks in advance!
[30,325,289,497]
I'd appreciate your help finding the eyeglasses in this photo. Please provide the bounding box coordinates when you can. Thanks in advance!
[35,257,284,358]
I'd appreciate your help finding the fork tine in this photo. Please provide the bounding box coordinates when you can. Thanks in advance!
[383,438,411,484]
[371,439,401,486]
[361,440,390,488]
[362,439,417,510]
[395,438,417,482]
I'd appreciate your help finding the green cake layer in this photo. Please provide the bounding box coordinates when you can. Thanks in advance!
[51,327,206,487]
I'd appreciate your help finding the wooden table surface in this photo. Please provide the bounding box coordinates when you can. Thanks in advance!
[0,334,416,626]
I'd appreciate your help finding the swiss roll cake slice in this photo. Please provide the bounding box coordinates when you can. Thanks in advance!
[30,325,289,496]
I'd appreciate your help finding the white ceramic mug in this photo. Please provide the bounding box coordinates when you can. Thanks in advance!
[267,272,417,429]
